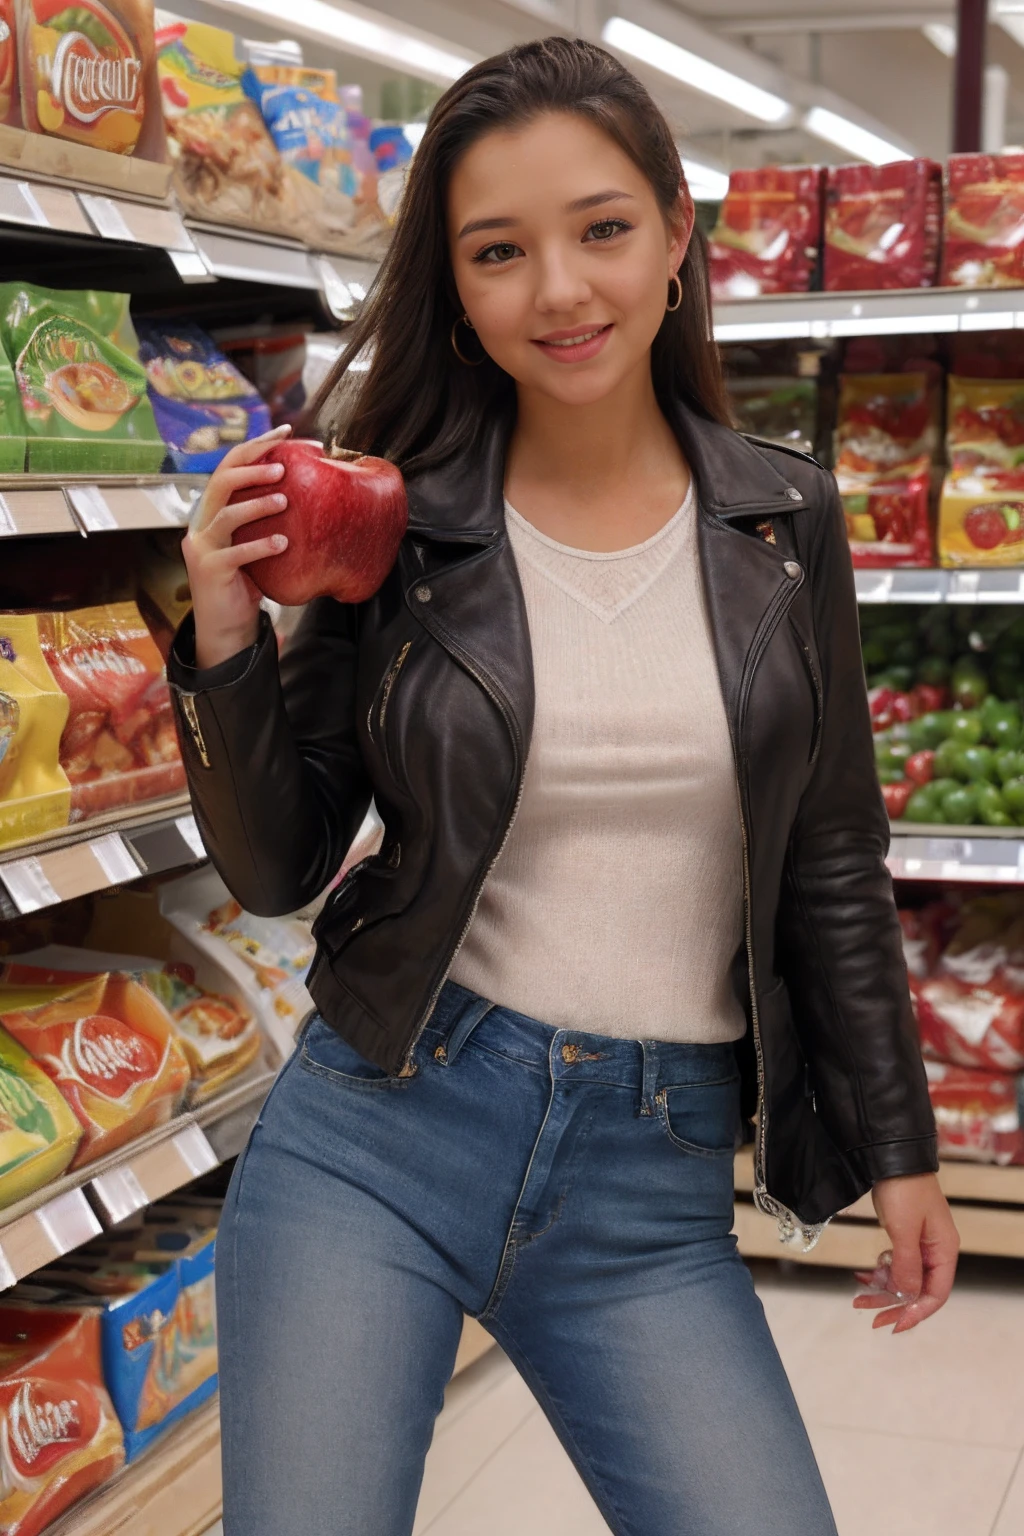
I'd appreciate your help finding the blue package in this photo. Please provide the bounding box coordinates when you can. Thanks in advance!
[241,69,356,194]
[369,125,413,173]
[136,321,270,474]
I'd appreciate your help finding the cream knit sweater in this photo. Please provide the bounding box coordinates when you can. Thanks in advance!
[448,481,747,1044]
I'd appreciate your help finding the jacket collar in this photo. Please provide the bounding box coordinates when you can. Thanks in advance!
[404,396,808,542]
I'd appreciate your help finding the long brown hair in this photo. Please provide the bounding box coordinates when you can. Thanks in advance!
[314,34,730,477]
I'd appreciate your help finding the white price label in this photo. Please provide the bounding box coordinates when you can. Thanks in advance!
[89,832,140,887]
[0,495,16,537]
[67,485,117,532]
[175,814,206,859]
[173,1123,218,1178]
[79,193,135,243]
[1,856,60,913]
[144,483,199,526]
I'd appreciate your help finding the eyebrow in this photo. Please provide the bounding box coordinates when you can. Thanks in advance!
[457,188,634,239]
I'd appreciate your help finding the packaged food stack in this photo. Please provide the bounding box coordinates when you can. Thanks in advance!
[823,159,942,291]
[709,166,824,300]
[901,896,1024,1165]
[136,320,270,472]
[0,1302,124,1533]
[939,376,1024,567]
[834,371,937,566]
[860,602,1024,826]
[0,1021,81,1206]
[15,0,154,155]
[0,611,72,847]
[941,153,1024,288]
[0,0,17,126]
[0,284,163,473]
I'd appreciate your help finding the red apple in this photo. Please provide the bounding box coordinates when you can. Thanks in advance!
[230,439,408,605]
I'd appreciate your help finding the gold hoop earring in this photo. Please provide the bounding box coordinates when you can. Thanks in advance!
[666,274,683,312]
[451,314,483,366]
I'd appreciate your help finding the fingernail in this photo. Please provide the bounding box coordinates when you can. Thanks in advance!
[272,494,287,507]
[272,464,285,476]
[273,534,288,548]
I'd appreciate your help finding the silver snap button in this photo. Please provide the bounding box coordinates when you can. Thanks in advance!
[414,584,432,603]
[785,487,802,502]
[351,916,364,931]
[784,560,801,579]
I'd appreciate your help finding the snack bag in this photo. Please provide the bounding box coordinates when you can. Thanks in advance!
[942,153,1024,288]
[0,1022,81,1208]
[36,601,185,822]
[0,0,18,126]
[241,64,353,190]
[834,372,936,482]
[0,284,163,474]
[924,1059,1024,1165]
[824,159,942,291]
[154,11,318,237]
[0,332,26,471]
[709,166,824,299]
[727,376,817,454]
[841,473,933,567]
[0,1303,124,1532]
[938,477,1024,567]
[946,377,1024,487]
[136,320,270,473]
[0,971,191,1165]
[912,897,1024,1070]
[15,0,152,154]
[0,613,71,849]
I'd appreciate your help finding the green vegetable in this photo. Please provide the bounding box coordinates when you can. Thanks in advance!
[948,711,984,745]
[934,738,965,778]
[959,745,996,782]
[996,750,1024,785]
[950,666,988,709]
[940,783,979,824]
[904,786,942,823]
[910,711,953,751]
[862,639,888,671]
[916,656,950,687]
[978,784,1013,826]
[1003,778,1024,815]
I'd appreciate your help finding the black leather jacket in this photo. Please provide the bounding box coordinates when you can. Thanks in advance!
[168,396,938,1248]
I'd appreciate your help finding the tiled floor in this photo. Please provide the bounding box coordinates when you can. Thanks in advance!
[413,1253,1024,1536]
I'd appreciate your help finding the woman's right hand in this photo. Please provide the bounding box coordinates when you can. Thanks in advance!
[183,425,293,670]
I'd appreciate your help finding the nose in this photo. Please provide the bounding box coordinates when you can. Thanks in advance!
[533,239,592,315]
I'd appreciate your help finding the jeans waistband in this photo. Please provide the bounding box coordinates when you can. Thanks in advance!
[424,980,739,1099]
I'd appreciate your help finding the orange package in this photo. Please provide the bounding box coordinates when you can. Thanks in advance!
[0,0,18,124]
[16,0,152,154]
[37,602,185,823]
[0,972,191,1166]
[0,1304,124,1535]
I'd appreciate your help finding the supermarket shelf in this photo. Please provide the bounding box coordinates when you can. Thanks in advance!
[713,285,1024,343]
[0,795,203,917]
[886,829,1024,884]
[186,222,379,313]
[733,1149,1024,1263]
[0,475,203,539]
[0,1067,275,1291]
[855,567,1024,603]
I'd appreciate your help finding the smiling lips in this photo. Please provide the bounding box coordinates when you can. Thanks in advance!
[532,323,613,363]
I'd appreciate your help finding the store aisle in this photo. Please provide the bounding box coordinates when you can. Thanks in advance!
[414,1255,1024,1536]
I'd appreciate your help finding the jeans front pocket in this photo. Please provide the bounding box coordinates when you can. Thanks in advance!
[657,1074,742,1158]
[299,1015,411,1090]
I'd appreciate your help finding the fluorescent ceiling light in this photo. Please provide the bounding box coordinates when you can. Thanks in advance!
[681,158,729,200]
[923,23,956,57]
[602,16,790,125]
[207,0,474,83]
[804,106,912,165]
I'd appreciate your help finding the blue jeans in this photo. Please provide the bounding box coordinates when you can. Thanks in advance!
[217,981,839,1535]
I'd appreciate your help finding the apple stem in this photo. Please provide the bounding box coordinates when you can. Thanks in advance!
[327,442,364,462]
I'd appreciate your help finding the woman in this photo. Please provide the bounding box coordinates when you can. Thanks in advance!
[172,36,959,1536]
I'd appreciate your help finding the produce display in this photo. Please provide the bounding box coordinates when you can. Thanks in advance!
[823,159,942,292]
[16,0,153,154]
[708,166,823,300]
[136,320,270,473]
[861,604,1024,825]
[835,372,936,566]
[0,1302,124,1535]
[227,438,409,606]
[0,285,163,474]
[941,153,1024,289]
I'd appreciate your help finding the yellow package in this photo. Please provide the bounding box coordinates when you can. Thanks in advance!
[938,475,1024,567]
[16,0,153,154]
[0,1020,82,1209]
[0,614,72,850]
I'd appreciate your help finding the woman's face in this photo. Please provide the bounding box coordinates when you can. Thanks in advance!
[446,111,692,406]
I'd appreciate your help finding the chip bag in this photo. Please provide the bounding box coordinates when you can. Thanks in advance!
[136,320,270,473]
[0,283,164,474]
[709,166,824,299]
[0,1022,81,1207]
[37,601,185,822]
[824,158,942,291]
[841,473,933,568]
[834,373,936,567]
[0,1303,124,1533]
[0,613,71,849]
[16,0,152,154]
[924,1059,1024,1165]
[0,332,26,472]
[0,0,17,131]
[946,377,1024,487]
[0,971,191,1165]
[942,153,1024,288]
[938,478,1024,567]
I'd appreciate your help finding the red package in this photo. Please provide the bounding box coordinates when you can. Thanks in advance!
[910,899,1024,1071]
[709,166,824,299]
[841,474,932,567]
[942,153,1024,288]
[0,972,192,1166]
[925,1059,1024,1165]
[0,1304,124,1535]
[824,159,942,291]
[37,602,185,823]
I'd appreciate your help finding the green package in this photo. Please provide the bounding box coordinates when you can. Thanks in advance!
[0,337,26,475]
[0,284,165,474]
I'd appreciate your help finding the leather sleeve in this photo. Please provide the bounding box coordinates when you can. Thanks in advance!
[167,602,372,917]
[777,469,939,1185]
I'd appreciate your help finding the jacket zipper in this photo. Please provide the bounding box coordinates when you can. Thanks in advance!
[369,640,412,737]
[731,569,826,1250]
[178,693,210,768]
[399,654,526,1075]
[801,642,824,769]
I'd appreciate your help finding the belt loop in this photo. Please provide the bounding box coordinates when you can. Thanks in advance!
[434,996,496,1068]
[640,1040,659,1117]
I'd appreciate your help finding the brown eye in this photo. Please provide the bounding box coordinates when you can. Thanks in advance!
[587,219,631,242]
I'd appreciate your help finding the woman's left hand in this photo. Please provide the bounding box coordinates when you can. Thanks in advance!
[851,1172,959,1333]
